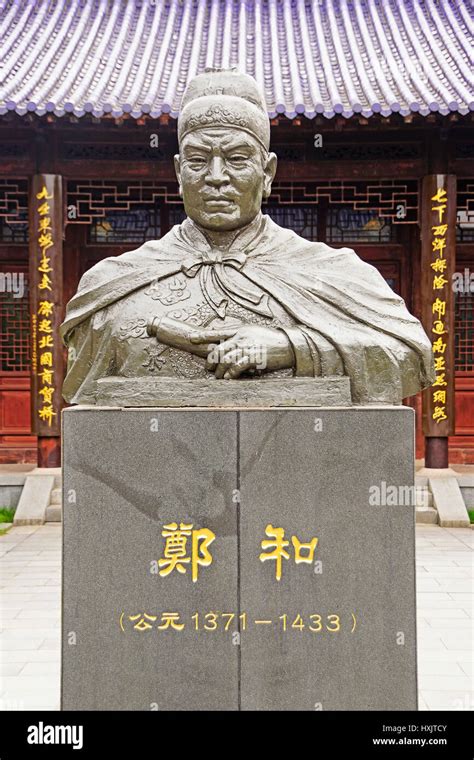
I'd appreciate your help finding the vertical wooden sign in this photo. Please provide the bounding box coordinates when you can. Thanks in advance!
[421,174,456,437]
[29,174,63,438]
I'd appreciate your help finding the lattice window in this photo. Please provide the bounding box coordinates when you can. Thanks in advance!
[0,179,29,243]
[67,180,181,226]
[269,180,418,223]
[0,272,30,372]
[457,179,474,243]
[263,205,318,240]
[67,179,419,226]
[327,206,393,243]
[89,208,161,244]
[455,291,474,373]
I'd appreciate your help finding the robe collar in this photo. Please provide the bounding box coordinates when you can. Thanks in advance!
[173,213,272,318]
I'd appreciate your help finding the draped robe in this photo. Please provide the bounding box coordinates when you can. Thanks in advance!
[60,213,435,405]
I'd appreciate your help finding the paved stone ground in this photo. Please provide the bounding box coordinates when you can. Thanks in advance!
[0,525,60,711]
[0,523,472,711]
[415,524,473,711]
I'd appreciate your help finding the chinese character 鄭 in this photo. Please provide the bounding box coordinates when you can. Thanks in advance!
[158,522,215,582]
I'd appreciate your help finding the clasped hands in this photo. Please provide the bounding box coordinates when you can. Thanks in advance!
[147,315,295,379]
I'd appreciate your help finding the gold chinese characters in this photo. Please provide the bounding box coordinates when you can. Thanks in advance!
[157,522,215,582]
[120,610,356,634]
[35,185,56,428]
[155,521,319,582]
[259,524,319,581]
[429,187,449,425]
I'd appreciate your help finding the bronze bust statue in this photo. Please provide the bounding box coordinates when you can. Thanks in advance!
[61,68,434,405]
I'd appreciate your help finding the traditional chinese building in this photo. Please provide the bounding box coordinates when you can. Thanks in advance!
[0,0,472,468]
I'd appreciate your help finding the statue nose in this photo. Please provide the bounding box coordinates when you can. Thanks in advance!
[206,157,228,186]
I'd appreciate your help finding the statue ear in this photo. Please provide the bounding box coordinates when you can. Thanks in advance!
[174,154,183,196]
[263,152,277,199]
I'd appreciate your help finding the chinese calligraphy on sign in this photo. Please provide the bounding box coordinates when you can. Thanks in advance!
[119,610,354,634]
[29,175,63,436]
[422,176,455,437]
[156,521,319,582]
[259,524,319,581]
[158,522,215,582]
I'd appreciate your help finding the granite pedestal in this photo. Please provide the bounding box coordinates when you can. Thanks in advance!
[62,406,417,710]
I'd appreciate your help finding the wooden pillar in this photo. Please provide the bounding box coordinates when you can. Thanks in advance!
[421,174,456,468]
[29,174,63,468]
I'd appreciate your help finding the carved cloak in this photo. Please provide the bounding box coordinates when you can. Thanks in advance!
[60,215,435,404]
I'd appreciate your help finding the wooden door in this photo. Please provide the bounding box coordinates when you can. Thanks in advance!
[0,264,36,462]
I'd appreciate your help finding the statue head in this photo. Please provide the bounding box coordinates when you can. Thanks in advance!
[174,68,277,232]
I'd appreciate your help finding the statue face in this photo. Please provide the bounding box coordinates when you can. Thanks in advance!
[175,128,277,231]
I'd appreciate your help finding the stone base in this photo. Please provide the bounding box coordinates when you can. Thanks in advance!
[94,376,352,407]
[62,406,417,710]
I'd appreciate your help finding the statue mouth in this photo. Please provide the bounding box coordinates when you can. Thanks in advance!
[204,198,235,210]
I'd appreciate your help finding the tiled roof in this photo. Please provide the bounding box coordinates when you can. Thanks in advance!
[0,0,472,120]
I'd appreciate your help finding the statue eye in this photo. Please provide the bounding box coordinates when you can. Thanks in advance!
[228,155,248,164]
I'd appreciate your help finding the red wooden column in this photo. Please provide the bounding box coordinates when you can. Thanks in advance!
[28,174,63,467]
[421,175,456,468]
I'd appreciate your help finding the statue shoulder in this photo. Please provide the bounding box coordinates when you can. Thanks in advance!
[292,238,377,269]
[75,238,169,294]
